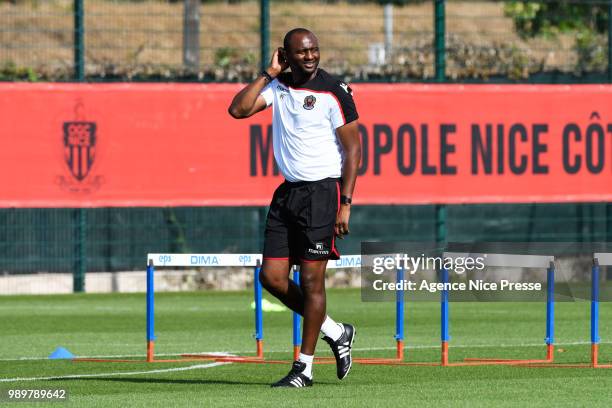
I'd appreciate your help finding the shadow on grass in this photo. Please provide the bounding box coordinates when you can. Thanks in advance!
[60,376,270,386]
[59,376,336,386]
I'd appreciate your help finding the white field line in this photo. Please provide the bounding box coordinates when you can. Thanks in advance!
[0,361,229,383]
[0,351,232,362]
[1,341,610,362]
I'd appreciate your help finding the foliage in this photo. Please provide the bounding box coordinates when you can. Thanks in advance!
[573,28,608,74]
[504,1,609,74]
[0,61,38,82]
[214,47,256,69]
[504,1,609,38]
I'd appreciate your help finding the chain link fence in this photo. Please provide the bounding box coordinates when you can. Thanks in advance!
[1,204,610,274]
[1,0,610,82]
[1,0,612,291]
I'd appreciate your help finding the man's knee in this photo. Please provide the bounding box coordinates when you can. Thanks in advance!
[259,268,288,292]
[299,270,325,296]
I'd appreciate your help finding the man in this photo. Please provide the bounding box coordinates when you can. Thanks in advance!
[228,28,361,388]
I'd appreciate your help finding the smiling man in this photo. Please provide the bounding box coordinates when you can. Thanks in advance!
[228,28,361,388]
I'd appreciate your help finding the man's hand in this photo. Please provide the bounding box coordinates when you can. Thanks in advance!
[335,205,351,239]
[267,48,289,78]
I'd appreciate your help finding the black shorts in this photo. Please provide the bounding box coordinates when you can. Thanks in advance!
[263,178,341,265]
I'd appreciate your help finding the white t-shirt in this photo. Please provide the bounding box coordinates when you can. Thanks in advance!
[259,69,359,182]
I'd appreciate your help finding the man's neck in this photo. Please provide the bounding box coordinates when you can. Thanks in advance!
[291,68,318,87]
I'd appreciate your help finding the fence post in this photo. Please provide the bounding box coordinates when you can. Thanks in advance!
[434,0,446,244]
[73,208,86,293]
[73,0,86,292]
[384,2,393,62]
[260,0,270,72]
[434,0,446,82]
[605,1,612,267]
[74,0,84,81]
[608,0,612,82]
[436,204,447,244]
[183,0,201,69]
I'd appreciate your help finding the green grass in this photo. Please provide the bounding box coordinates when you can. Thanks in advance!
[1,289,612,407]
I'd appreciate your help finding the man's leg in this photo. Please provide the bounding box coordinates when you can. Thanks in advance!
[295,180,354,381]
[264,180,350,386]
[298,260,328,356]
[263,258,327,386]
[260,259,343,342]
[259,259,303,314]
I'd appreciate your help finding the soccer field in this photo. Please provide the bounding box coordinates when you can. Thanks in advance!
[1,289,611,407]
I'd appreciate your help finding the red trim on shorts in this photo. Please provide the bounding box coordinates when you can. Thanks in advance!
[263,257,290,261]
[300,258,327,263]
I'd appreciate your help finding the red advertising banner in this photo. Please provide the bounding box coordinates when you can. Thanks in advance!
[0,83,611,207]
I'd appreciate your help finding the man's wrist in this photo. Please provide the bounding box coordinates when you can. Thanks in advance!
[260,70,274,83]
[265,68,280,79]
[340,195,352,205]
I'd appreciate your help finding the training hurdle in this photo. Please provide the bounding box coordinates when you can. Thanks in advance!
[290,266,407,364]
[75,253,268,364]
[519,252,612,369]
[94,253,405,365]
[454,253,556,366]
[360,253,556,367]
[74,251,612,368]
[77,252,407,365]
[571,253,612,369]
[146,253,267,363]
[532,253,612,369]
[590,253,612,368]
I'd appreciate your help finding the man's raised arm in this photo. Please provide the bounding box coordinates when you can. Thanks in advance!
[228,49,286,119]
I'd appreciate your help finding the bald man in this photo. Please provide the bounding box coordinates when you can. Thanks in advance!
[229,28,361,388]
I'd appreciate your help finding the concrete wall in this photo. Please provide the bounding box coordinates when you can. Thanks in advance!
[0,268,361,295]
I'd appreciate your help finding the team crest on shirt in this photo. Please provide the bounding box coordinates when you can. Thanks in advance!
[303,95,316,110]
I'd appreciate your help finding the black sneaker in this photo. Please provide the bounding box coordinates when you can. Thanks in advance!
[322,323,355,380]
[271,361,313,388]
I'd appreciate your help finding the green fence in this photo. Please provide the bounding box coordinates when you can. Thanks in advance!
[1,1,612,292]
[1,203,611,269]
[1,0,611,82]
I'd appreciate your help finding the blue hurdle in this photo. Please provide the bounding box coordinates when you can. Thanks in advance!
[292,266,301,361]
[254,260,264,358]
[517,253,612,369]
[146,260,155,362]
[144,253,365,364]
[292,266,406,363]
[454,253,556,365]
[441,267,450,366]
[591,253,612,368]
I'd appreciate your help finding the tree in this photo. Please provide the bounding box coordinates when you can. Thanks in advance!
[504,1,609,38]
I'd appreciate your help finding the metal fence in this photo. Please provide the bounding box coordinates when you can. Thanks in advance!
[1,0,612,292]
[1,0,611,82]
[1,203,610,269]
